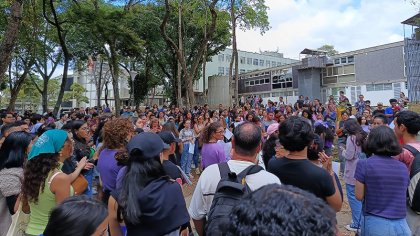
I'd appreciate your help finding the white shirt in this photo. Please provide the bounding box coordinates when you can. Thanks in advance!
[188,160,280,220]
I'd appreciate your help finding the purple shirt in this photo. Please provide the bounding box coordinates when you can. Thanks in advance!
[201,143,226,169]
[355,155,409,219]
[97,149,122,192]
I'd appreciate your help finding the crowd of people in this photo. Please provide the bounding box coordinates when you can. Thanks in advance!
[0,90,419,236]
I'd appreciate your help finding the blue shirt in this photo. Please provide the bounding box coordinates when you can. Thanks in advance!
[355,155,409,219]
[385,107,395,124]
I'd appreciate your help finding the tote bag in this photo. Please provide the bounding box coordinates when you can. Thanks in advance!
[6,201,29,236]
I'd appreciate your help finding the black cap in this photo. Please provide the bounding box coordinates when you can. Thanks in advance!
[158,131,181,149]
[126,132,167,159]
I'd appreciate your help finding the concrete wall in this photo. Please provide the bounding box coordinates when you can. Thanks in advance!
[207,75,231,107]
[298,69,322,100]
[354,45,405,84]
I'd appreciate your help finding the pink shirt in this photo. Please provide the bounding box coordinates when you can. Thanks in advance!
[394,141,420,174]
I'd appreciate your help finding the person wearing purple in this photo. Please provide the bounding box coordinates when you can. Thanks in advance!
[355,126,410,236]
[200,122,226,169]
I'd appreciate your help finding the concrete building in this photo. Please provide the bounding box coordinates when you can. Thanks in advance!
[207,41,408,107]
[194,48,299,102]
[402,13,420,102]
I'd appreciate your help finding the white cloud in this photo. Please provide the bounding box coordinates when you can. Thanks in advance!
[236,0,417,59]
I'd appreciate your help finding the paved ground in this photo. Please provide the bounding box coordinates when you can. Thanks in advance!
[183,171,355,236]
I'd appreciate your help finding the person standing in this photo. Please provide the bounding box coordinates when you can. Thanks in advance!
[200,122,226,170]
[179,120,195,179]
[355,95,366,117]
[355,126,411,236]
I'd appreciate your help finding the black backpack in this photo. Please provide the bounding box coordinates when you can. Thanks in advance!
[205,162,263,235]
[403,144,420,214]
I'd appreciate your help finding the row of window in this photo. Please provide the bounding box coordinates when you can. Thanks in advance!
[218,54,283,67]
[244,76,294,89]
[334,56,354,65]
[366,83,393,91]
[245,78,271,87]
[322,64,355,77]
[218,67,249,76]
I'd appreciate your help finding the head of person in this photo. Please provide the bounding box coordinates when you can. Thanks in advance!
[389,98,398,107]
[302,109,311,119]
[358,95,364,101]
[200,122,224,145]
[161,121,179,137]
[23,130,73,203]
[266,111,274,121]
[43,196,108,236]
[159,131,180,155]
[376,102,384,110]
[357,116,367,126]
[262,133,282,167]
[341,111,349,121]
[307,134,324,161]
[103,118,134,150]
[1,112,15,124]
[394,110,420,138]
[0,131,33,170]
[223,184,337,236]
[246,113,254,122]
[183,119,191,129]
[363,126,402,157]
[278,114,286,123]
[372,114,388,128]
[71,120,89,144]
[119,132,167,225]
[278,116,314,152]
[232,122,262,161]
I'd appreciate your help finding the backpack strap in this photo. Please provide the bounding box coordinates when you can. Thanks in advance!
[236,164,263,192]
[403,144,420,157]
[218,162,231,180]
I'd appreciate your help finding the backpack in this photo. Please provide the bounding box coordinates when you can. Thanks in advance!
[403,144,420,214]
[205,162,263,235]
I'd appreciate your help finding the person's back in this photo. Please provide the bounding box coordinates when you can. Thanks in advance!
[267,116,341,212]
[268,157,334,201]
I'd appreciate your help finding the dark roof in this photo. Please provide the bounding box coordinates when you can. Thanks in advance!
[402,12,420,26]
[300,48,327,55]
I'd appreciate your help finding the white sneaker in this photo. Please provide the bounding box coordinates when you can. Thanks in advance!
[345,224,358,232]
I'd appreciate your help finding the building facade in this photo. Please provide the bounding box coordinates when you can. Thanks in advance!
[207,41,408,107]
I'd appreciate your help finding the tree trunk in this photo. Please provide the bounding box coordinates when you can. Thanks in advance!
[54,56,69,115]
[0,0,24,84]
[177,1,183,107]
[42,80,48,113]
[104,80,109,108]
[97,59,104,107]
[109,45,121,116]
[229,0,239,106]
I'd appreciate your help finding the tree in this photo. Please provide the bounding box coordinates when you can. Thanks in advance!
[0,0,24,84]
[63,83,89,107]
[317,45,339,56]
[161,0,220,107]
[227,0,270,105]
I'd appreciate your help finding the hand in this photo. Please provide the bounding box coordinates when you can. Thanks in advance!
[84,162,94,170]
[77,156,88,170]
[319,152,333,175]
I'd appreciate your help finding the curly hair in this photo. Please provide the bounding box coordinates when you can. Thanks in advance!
[223,184,337,236]
[22,154,60,203]
[200,122,223,146]
[102,118,133,150]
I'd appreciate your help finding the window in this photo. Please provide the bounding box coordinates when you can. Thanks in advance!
[250,81,255,86]
[341,57,347,63]
[245,81,250,86]
[333,67,338,76]
[343,65,355,74]
[253,59,258,65]
[366,84,374,91]
[272,75,293,89]
[266,60,270,67]
[334,59,340,64]
[347,56,354,63]
[218,67,224,75]
[366,83,393,91]
[259,59,264,66]
[247,58,252,65]
[384,83,392,90]
[240,69,246,74]
[272,61,276,67]
[277,62,282,66]
[218,54,224,62]
[226,55,232,62]
[265,78,270,83]
[255,80,260,85]
[240,57,246,64]
[226,68,230,76]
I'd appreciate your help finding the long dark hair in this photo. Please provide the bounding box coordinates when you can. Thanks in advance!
[43,196,107,236]
[118,149,168,225]
[344,119,367,146]
[262,133,278,167]
[0,131,33,170]
[71,120,87,144]
[22,153,60,203]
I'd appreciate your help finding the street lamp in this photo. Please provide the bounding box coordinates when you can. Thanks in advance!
[129,71,138,107]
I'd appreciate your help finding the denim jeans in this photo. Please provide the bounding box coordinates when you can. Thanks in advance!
[346,184,362,227]
[83,168,94,197]
[181,143,193,175]
[362,215,411,236]
[192,139,200,167]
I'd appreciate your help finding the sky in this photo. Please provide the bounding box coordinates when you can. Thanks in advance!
[236,0,418,59]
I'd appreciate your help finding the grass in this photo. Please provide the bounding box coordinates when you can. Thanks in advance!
[409,103,420,113]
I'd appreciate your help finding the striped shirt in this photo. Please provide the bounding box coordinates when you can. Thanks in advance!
[355,155,409,219]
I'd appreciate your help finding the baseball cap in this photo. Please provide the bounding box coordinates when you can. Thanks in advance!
[126,132,168,159]
[159,131,181,149]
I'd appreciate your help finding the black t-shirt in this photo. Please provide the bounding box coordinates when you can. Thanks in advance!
[162,160,182,180]
[372,109,385,116]
[267,157,335,201]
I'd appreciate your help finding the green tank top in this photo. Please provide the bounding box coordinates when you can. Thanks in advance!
[25,168,74,235]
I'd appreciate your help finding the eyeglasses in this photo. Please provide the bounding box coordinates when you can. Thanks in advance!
[215,130,224,134]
